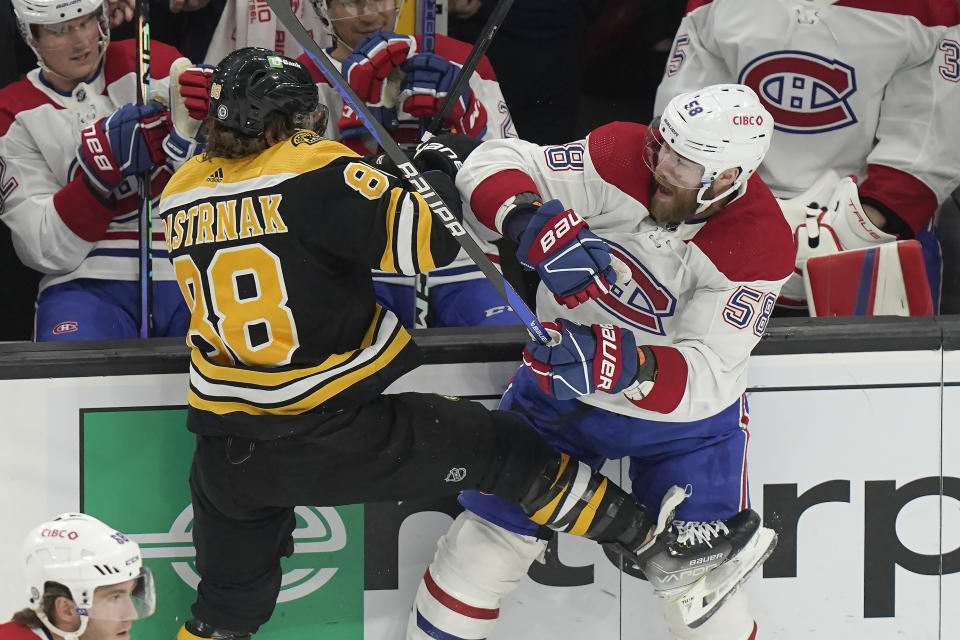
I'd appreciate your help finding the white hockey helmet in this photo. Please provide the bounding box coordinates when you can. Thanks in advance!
[651,83,773,213]
[12,0,110,75]
[309,0,405,40]
[22,513,155,640]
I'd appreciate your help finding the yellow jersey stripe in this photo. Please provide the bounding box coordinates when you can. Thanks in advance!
[188,329,412,415]
[190,306,383,387]
[379,187,403,272]
[414,194,437,272]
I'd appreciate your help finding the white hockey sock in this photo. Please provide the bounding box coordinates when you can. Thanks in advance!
[406,511,547,640]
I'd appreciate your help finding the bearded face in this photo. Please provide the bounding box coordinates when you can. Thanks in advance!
[649,175,715,224]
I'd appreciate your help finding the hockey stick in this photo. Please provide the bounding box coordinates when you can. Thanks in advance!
[424,0,514,137]
[135,0,153,338]
[266,0,549,344]
[413,0,437,329]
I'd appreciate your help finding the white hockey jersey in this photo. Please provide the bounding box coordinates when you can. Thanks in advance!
[457,122,795,422]
[203,0,333,65]
[0,40,187,294]
[654,0,960,235]
[898,24,960,202]
[300,34,517,287]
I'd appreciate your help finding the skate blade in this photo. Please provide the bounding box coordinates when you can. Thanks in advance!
[667,527,778,629]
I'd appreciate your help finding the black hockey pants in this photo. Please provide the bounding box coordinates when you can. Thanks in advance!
[188,392,558,634]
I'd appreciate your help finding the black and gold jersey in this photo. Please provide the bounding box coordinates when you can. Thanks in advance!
[158,131,460,438]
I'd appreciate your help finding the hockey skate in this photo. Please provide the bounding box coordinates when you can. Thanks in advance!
[177,619,251,640]
[643,509,777,628]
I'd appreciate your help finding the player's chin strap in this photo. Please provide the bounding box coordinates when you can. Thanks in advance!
[694,177,746,216]
[36,607,88,640]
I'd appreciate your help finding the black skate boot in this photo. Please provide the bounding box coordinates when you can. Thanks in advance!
[177,619,251,640]
[643,508,778,628]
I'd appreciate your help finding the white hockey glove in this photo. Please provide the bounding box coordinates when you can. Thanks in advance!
[778,175,897,306]
[162,59,213,166]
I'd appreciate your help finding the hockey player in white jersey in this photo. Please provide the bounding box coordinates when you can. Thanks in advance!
[406,84,790,640]
[655,0,960,313]
[300,0,521,329]
[0,0,201,340]
[0,513,156,640]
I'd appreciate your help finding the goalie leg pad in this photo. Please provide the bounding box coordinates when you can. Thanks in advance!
[406,510,547,640]
[803,240,934,317]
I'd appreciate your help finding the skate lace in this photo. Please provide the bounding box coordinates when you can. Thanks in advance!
[673,519,730,548]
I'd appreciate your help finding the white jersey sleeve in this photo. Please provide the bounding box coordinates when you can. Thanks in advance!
[456,134,643,238]
[867,24,960,205]
[0,40,184,293]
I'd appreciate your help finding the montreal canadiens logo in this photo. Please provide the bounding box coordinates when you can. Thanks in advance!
[738,50,857,134]
[53,321,78,334]
[597,241,676,336]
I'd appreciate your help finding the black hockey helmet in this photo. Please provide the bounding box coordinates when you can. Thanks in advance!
[209,47,324,137]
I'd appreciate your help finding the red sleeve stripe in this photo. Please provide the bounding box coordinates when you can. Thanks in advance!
[835,0,960,27]
[684,0,714,15]
[626,345,687,414]
[53,175,116,242]
[859,164,938,235]
[469,170,539,233]
[422,568,499,620]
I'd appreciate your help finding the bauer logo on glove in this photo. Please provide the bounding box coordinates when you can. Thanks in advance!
[523,319,640,400]
[515,200,618,309]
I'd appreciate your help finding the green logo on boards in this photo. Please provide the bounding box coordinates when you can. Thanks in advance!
[81,408,364,640]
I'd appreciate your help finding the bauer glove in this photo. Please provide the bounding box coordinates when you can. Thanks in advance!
[77,101,170,193]
[513,199,617,308]
[523,319,656,401]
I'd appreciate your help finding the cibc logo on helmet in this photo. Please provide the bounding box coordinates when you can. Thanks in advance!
[732,115,764,126]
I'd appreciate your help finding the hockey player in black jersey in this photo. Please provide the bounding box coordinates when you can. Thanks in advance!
[158,47,686,640]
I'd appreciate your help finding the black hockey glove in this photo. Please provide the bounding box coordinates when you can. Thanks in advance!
[411,133,482,179]
[421,170,464,223]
